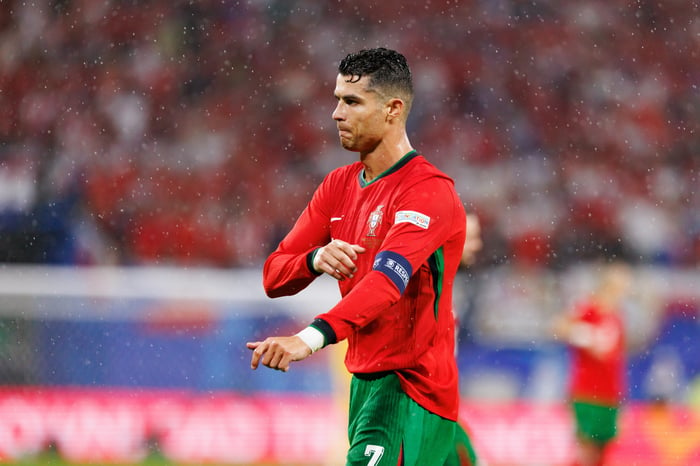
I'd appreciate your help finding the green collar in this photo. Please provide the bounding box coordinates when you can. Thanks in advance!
[359,150,418,187]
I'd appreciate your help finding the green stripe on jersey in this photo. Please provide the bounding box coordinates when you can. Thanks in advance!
[428,246,445,319]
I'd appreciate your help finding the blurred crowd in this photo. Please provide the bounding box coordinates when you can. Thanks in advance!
[0,0,698,268]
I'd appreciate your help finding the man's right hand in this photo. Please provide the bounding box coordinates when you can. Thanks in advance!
[247,336,312,372]
[313,239,366,280]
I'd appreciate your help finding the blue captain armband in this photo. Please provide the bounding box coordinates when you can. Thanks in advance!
[372,251,412,294]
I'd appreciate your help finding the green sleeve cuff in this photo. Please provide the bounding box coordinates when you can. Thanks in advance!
[306,249,322,276]
[310,318,337,346]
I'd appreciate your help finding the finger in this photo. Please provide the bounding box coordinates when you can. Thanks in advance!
[250,342,267,369]
[279,353,292,372]
[338,243,361,262]
[246,341,260,350]
[317,256,349,280]
[322,260,351,279]
[314,247,344,278]
[351,244,366,254]
[317,242,361,279]
[335,254,358,274]
[332,265,352,280]
[340,242,366,268]
[330,240,357,261]
[268,347,286,370]
[327,249,358,276]
[260,343,275,367]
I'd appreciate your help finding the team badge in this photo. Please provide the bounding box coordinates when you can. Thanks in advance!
[366,205,384,237]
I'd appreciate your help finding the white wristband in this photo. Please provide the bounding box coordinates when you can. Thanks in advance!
[296,326,325,353]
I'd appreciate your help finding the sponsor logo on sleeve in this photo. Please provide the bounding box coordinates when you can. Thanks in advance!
[395,210,430,229]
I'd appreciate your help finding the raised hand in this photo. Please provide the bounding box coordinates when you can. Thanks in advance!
[313,239,366,280]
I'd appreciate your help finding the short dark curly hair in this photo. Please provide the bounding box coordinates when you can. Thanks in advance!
[338,48,413,113]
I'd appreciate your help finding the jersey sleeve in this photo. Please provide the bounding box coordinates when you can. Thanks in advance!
[316,176,464,343]
[375,176,463,289]
[262,174,334,298]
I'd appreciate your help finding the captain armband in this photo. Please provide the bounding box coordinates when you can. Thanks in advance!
[372,250,413,294]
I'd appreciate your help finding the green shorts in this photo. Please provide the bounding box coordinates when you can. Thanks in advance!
[347,372,456,465]
[572,400,619,445]
[444,421,479,465]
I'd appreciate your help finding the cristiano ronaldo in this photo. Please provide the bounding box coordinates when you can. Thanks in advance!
[248,47,467,465]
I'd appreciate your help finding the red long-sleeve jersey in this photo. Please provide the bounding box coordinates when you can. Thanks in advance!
[569,301,626,405]
[263,151,466,421]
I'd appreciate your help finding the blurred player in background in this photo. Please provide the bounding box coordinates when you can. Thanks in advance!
[461,213,483,267]
[247,48,466,465]
[444,212,483,466]
[552,261,632,466]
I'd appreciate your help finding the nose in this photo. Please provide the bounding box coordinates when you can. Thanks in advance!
[332,101,344,121]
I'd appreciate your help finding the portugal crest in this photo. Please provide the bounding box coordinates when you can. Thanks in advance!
[366,205,384,237]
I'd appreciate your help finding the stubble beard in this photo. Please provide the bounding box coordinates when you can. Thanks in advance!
[339,135,355,151]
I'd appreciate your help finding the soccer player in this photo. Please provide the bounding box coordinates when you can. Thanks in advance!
[461,213,483,268]
[247,48,466,465]
[552,261,632,466]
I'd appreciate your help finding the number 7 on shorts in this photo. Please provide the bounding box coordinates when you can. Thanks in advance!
[364,444,385,465]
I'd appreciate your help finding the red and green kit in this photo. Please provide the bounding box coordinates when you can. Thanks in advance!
[569,301,626,406]
[264,151,466,421]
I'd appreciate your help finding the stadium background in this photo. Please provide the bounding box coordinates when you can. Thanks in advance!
[0,1,699,465]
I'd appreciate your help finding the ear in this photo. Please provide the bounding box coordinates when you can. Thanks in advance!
[386,98,404,121]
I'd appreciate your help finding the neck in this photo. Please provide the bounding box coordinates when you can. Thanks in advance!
[361,134,413,182]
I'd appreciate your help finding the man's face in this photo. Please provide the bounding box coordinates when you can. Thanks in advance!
[332,73,388,153]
